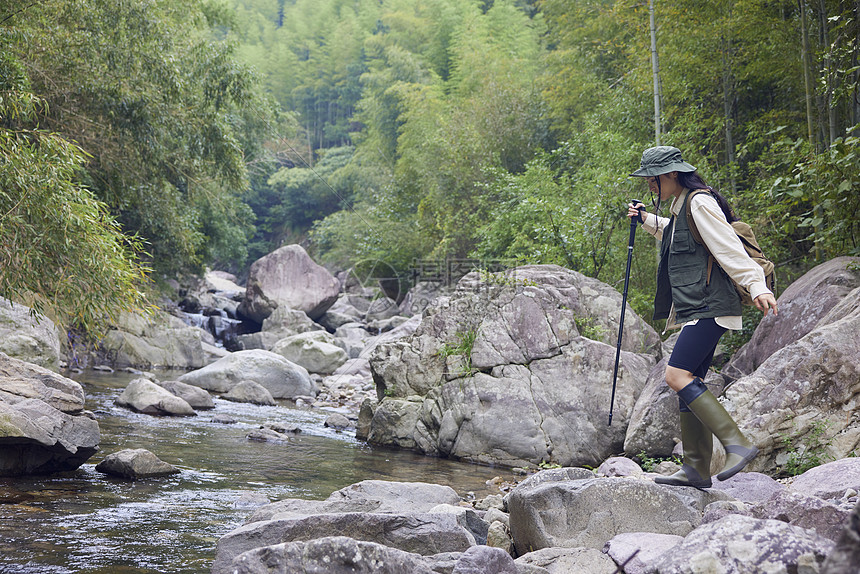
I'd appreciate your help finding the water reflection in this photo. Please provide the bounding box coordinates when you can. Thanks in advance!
[0,370,516,573]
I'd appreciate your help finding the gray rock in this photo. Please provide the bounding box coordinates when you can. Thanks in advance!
[474,493,506,511]
[0,396,99,476]
[212,512,477,574]
[486,520,513,554]
[603,532,684,574]
[789,458,860,500]
[222,381,276,406]
[652,514,833,574]
[515,547,617,574]
[238,245,339,322]
[427,504,489,546]
[0,299,61,370]
[324,413,352,430]
[722,294,860,473]
[157,380,215,410]
[709,471,785,504]
[399,281,449,317]
[509,467,595,492]
[260,305,324,339]
[821,500,860,574]
[0,352,85,413]
[212,413,237,424]
[484,507,510,527]
[326,480,461,513]
[596,456,643,477]
[367,265,660,468]
[271,331,348,375]
[228,536,437,574]
[365,297,400,321]
[97,309,207,370]
[178,350,316,399]
[701,500,752,524]
[248,480,461,524]
[451,545,517,574]
[234,331,282,351]
[723,256,860,381]
[507,477,727,554]
[94,448,179,479]
[247,428,293,443]
[750,489,850,542]
[115,378,196,416]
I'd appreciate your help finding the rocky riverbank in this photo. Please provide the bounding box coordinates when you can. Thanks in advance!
[1,246,859,573]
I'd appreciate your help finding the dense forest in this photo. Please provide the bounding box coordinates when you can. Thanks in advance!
[2,0,858,337]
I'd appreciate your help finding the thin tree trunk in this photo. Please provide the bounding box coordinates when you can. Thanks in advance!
[650,0,661,146]
[721,1,737,193]
[855,1,860,135]
[800,0,816,150]
[649,0,662,264]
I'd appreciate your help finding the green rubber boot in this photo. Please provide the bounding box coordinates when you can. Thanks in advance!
[680,378,759,481]
[655,410,713,489]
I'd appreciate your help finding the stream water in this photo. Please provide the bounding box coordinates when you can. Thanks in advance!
[0,370,515,574]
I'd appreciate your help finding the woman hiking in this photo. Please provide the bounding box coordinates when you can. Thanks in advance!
[627,145,778,488]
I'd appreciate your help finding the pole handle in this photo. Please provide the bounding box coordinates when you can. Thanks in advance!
[631,199,646,225]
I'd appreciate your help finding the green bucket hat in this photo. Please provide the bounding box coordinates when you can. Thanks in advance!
[630,146,697,177]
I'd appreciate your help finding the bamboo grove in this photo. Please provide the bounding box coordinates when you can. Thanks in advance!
[2,0,858,334]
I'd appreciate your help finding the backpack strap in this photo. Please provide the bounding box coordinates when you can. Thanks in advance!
[685,189,715,286]
[684,189,709,246]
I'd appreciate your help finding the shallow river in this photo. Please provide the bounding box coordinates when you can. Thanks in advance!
[0,370,516,573]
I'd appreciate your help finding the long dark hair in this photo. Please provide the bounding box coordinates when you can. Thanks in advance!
[677,171,737,223]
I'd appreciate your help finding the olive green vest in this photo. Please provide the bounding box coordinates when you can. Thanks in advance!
[653,192,742,322]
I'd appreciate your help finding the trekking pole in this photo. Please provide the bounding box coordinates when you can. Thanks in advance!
[608,200,645,426]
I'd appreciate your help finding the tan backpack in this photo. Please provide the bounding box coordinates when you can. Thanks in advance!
[685,189,776,306]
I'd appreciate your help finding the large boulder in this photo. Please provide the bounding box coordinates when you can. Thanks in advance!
[115,378,196,416]
[238,245,340,323]
[97,309,207,370]
[366,266,660,468]
[248,480,461,523]
[822,500,860,574]
[0,353,98,476]
[212,480,472,574]
[506,475,728,554]
[271,331,348,375]
[178,350,317,399]
[95,448,179,479]
[227,537,438,574]
[0,298,61,370]
[720,287,860,473]
[0,398,100,476]
[0,351,85,413]
[787,458,860,500]
[213,511,477,574]
[156,380,215,410]
[651,514,833,573]
[723,256,860,380]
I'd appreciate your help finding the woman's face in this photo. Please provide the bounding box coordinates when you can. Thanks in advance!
[645,171,683,201]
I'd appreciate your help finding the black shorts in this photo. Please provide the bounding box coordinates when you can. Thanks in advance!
[667,318,727,379]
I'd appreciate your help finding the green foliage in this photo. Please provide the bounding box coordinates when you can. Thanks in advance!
[637,451,682,472]
[780,420,834,477]
[6,0,280,276]
[574,316,608,343]
[436,329,478,376]
[0,88,149,335]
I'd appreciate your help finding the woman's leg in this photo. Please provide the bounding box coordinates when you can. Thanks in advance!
[655,319,725,488]
[665,319,758,482]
